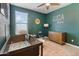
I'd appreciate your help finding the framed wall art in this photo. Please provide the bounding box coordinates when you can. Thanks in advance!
[35,18,41,24]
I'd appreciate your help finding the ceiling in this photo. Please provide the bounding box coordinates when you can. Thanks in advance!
[12,3,71,14]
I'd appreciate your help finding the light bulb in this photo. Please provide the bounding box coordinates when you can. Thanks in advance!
[45,3,50,6]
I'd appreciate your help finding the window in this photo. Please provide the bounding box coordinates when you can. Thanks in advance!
[15,11,28,35]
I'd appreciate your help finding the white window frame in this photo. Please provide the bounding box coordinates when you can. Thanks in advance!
[15,10,28,35]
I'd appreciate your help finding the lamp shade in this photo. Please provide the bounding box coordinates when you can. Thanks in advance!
[44,24,49,27]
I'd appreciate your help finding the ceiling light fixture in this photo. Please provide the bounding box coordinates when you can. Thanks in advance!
[45,3,50,6]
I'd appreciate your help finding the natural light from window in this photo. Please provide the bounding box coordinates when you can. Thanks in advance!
[15,11,28,35]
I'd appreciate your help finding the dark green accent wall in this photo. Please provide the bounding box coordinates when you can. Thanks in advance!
[10,3,79,46]
[47,3,79,46]
[10,5,46,36]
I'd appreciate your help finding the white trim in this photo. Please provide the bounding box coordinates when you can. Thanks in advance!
[66,43,79,49]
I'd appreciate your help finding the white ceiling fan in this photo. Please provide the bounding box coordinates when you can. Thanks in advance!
[37,3,60,10]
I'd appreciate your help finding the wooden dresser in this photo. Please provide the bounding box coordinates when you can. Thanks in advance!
[48,32,66,44]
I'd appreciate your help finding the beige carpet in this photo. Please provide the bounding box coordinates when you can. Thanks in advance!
[42,39,79,56]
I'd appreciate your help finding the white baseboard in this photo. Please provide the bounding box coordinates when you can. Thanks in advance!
[66,43,79,49]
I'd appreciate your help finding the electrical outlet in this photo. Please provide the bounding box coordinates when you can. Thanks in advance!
[71,39,74,42]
